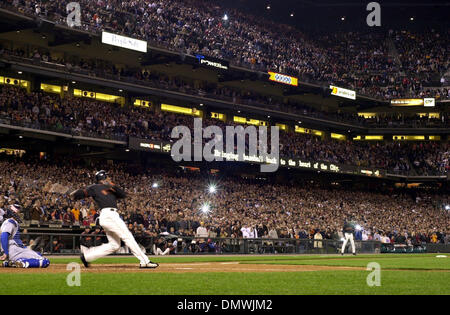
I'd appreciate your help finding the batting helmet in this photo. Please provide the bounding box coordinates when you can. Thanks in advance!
[95,170,108,183]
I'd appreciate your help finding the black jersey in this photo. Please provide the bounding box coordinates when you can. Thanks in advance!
[72,183,126,209]
[343,221,355,234]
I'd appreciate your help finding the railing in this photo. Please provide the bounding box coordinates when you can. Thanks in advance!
[381,243,427,253]
[20,232,381,255]
[0,114,128,142]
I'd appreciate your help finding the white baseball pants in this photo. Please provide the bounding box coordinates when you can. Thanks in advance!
[83,208,149,265]
[154,246,170,256]
[341,232,356,254]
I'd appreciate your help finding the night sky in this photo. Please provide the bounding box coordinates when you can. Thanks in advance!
[216,0,450,32]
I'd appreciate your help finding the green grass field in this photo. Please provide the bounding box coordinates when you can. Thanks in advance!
[1,254,449,295]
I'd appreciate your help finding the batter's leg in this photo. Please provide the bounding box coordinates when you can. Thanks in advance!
[109,211,149,265]
[83,231,121,262]
[82,210,122,262]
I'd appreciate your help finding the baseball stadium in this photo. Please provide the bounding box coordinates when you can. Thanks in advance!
[0,0,449,297]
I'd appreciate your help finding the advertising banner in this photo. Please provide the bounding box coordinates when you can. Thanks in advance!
[102,31,147,53]
[330,85,356,100]
[268,72,298,86]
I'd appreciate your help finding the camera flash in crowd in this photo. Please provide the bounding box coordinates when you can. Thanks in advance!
[201,203,211,214]
[208,184,217,194]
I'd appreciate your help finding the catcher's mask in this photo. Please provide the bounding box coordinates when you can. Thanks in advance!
[95,170,108,183]
[4,204,22,223]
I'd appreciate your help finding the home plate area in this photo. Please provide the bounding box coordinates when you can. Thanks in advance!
[0,262,364,274]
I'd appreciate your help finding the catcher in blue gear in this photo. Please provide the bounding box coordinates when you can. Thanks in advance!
[0,204,50,268]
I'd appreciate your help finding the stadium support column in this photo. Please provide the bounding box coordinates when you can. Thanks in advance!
[156,102,162,114]
[124,93,132,109]
[30,76,40,94]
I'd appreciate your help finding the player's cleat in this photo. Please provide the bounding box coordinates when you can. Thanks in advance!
[140,261,159,269]
[3,260,25,268]
[80,253,90,268]
[10,261,26,268]
[353,253,357,256]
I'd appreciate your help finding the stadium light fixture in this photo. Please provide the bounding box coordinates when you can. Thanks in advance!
[266,5,271,10]
[341,17,345,21]
[290,13,294,17]
[410,17,414,21]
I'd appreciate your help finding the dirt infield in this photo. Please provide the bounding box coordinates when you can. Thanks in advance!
[0,262,365,273]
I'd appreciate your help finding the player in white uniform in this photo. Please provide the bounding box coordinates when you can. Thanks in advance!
[341,219,356,255]
[0,204,50,268]
[71,170,158,269]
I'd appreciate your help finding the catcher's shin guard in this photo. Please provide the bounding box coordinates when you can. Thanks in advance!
[11,258,51,268]
[2,260,25,268]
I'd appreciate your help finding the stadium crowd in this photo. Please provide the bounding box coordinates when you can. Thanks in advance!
[0,155,448,255]
[0,85,449,175]
[1,0,449,101]
[1,44,448,129]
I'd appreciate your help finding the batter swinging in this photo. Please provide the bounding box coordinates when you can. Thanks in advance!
[71,170,158,269]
